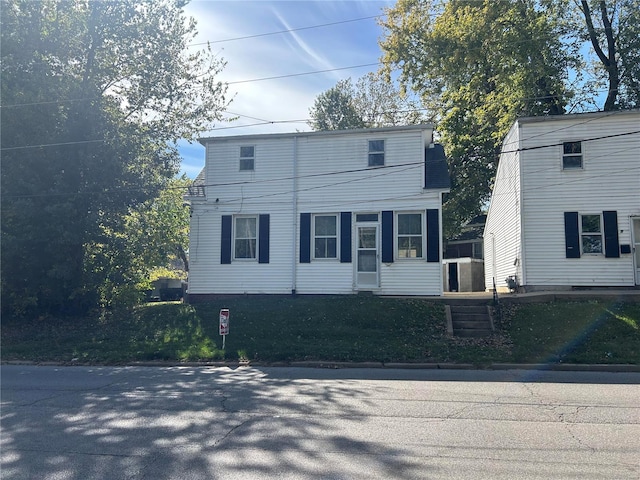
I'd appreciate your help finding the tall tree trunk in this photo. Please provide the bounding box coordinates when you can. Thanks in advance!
[581,0,620,110]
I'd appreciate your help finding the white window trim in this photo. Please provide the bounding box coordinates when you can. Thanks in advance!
[580,213,603,255]
[562,140,583,170]
[395,211,425,260]
[239,145,255,171]
[312,214,339,260]
[233,215,258,261]
[368,139,385,167]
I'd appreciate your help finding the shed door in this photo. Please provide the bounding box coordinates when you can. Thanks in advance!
[633,218,640,285]
[356,225,379,288]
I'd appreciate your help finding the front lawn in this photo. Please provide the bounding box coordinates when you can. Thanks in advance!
[1,296,638,365]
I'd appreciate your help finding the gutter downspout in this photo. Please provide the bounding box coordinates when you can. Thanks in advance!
[291,136,298,294]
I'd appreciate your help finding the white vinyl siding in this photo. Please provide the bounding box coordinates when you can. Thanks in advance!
[484,123,523,291]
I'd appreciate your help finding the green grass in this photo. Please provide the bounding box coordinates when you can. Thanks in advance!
[1,296,638,365]
[505,300,640,364]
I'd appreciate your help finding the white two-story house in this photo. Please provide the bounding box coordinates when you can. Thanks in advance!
[185,124,450,300]
[484,109,640,292]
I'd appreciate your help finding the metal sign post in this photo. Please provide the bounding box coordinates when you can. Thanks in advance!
[219,308,230,350]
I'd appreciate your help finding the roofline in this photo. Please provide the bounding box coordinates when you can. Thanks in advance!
[198,123,434,146]
[514,108,640,125]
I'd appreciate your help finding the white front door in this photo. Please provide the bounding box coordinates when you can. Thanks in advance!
[633,218,640,285]
[356,224,379,289]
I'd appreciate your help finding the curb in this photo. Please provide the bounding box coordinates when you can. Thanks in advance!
[2,360,639,372]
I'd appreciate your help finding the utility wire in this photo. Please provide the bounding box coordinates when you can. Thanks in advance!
[1,139,105,151]
[4,128,638,200]
[187,15,383,46]
[227,63,380,85]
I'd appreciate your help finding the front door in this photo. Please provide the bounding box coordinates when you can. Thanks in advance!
[356,225,379,289]
[633,218,640,285]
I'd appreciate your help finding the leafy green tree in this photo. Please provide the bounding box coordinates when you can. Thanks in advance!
[308,79,366,130]
[352,72,427,127]
[1,0,229,316]
[308,73,426,131]
[379,0,574,237]
[125,175,192,276]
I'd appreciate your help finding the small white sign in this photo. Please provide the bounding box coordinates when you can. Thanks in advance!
[219,309,229,336]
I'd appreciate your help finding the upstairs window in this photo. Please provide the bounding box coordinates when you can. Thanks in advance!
[581,214,602,254]
[314,215,338,259]
[234,216,257,259]
[562,141,582,169]
[240,146,255,171]
[397,213,423,258]
[368,140,385,167]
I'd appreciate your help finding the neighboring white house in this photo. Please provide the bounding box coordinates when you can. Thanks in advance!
[484,109,640,292]
[184,124,450,300]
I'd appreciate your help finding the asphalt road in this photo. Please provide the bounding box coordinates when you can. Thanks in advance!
[1,365,639,479]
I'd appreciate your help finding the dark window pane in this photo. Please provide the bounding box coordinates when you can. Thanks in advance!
[368,153,384,166]
[582,235,602,254]
[240,158,254,171]
[368,140,384,152]
[236,217,256,237]
[398,214,422,234]
[562,155,582,169]
[356,213,378,222]
[315,215,336,235]
[398,237,422,258]
[314,238,337,258]
[240,146,254,158]
[235,239,256,258]
[582,215,600,233]
[563,142,581,154]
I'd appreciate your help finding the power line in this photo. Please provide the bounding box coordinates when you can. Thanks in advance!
[5,127,637,201]
[2,161,425,199]
[227,63,380,85]
[501,129,640,154]
[1,139,105,151]
[187,15,382,47]
[0,61,381,109]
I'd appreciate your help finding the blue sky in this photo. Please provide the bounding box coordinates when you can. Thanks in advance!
[178,0,393,178]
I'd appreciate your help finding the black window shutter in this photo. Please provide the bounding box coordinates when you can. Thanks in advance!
[300,213,311,263]
[603,210,620,258]
[382,210,394,263]
[340,212,352,263]
[221,215,232,264]
[258,214,270,263]
[564,212,580,258]
[426,209,440,262]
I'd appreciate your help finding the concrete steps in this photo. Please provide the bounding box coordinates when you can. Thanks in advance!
[446,304,494,337]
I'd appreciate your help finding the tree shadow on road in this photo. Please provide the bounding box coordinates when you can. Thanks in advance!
[1,365,439,479]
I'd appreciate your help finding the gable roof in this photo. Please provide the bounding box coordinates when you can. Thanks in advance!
[514,108,640,126]
[198,124,434,145]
